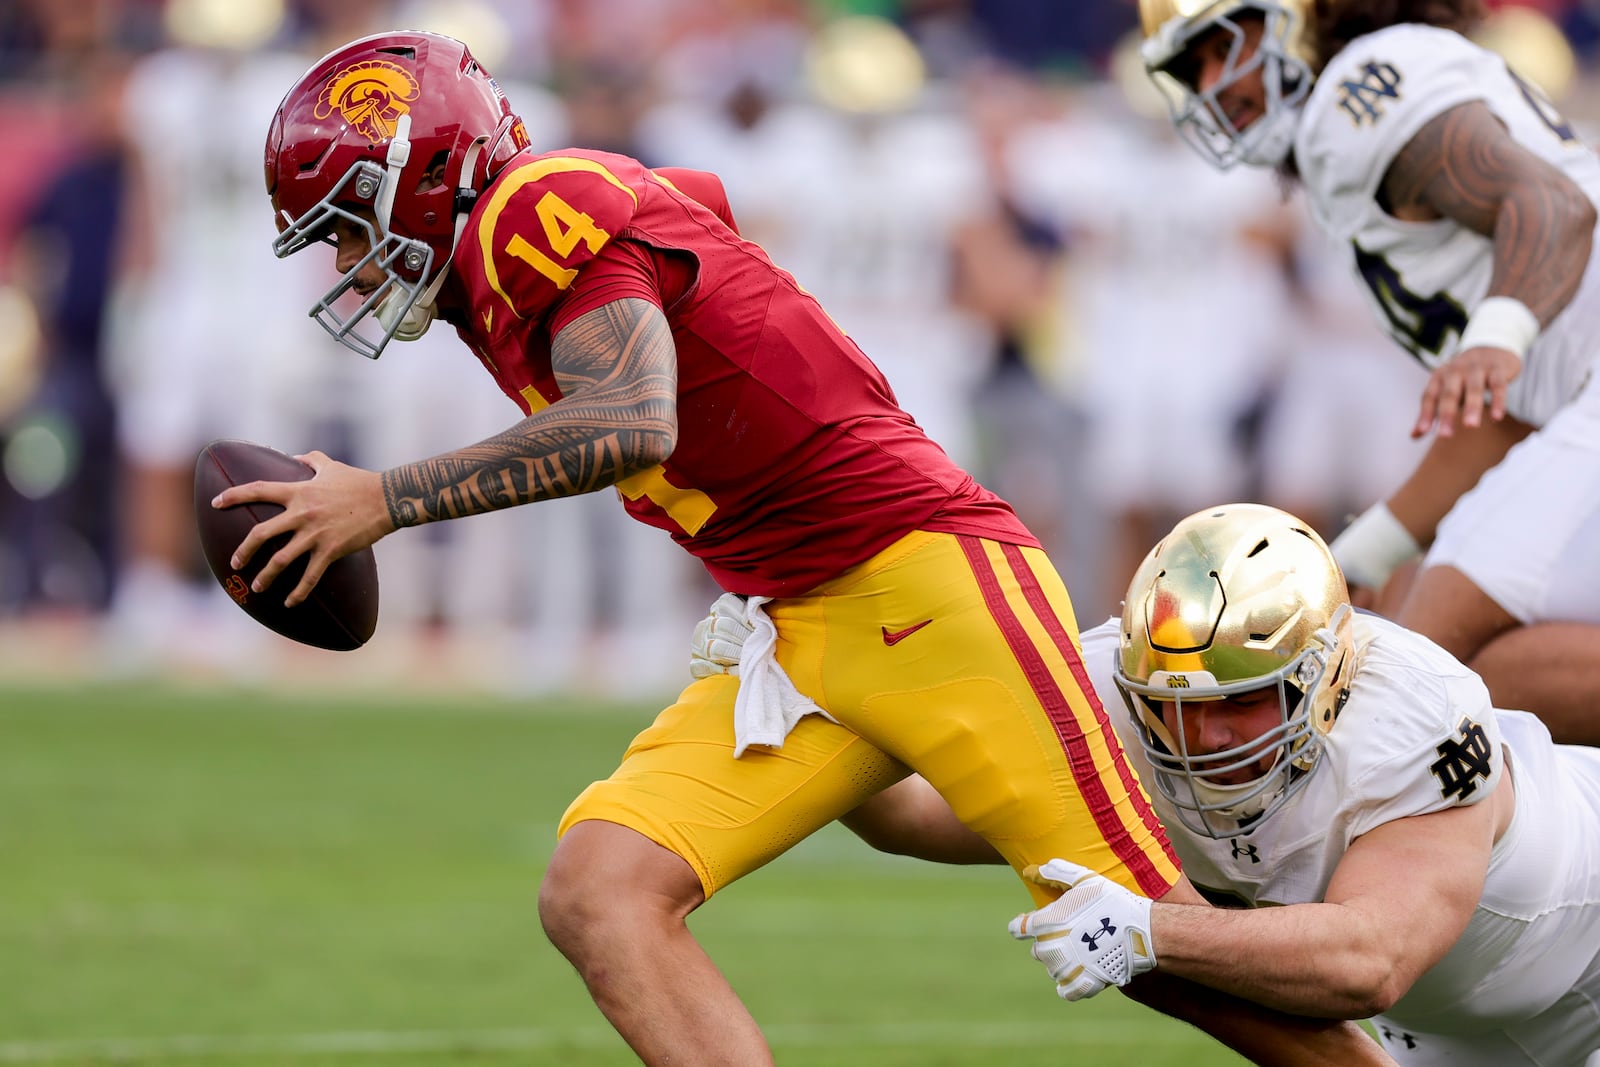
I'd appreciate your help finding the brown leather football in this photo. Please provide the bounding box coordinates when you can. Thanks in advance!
[193,439,379,651]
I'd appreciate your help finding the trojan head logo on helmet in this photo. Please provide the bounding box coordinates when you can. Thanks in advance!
[1138,0,1314,170]
[1115,503,1360,839]
[265,31,530,358]
[315,60,421,143]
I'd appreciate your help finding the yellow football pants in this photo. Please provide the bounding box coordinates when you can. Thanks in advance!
[558,529,1180,903]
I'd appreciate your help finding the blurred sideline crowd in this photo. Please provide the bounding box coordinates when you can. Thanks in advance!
[0,0,1593,696]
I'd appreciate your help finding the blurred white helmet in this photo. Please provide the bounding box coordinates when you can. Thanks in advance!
[1139,0,1314,169]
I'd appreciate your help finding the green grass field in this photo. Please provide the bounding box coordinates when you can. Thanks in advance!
[0,682,1250,1066]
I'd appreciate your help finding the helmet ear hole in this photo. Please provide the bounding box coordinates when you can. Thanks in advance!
[417,150,450,192]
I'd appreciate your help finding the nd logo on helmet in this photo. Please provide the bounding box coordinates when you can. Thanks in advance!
[316,60,421,142]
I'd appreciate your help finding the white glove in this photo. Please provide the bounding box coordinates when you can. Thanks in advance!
[689,592,755,679]
[1008,859,1157,1002]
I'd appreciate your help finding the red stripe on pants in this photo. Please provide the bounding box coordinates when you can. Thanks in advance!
[958,535,1175,897]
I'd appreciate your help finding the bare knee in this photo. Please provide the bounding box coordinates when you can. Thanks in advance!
[538,820,706,961]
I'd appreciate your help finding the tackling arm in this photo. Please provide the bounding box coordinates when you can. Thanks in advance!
[1123,973,1398,1067]
[851,782,1399,1061]
[1016,864,1399,1064]
[849,787,1399,1063]
[1149,787,1498,1018]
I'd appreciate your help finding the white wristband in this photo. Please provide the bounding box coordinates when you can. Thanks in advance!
[1329,502,1422,590]
[1456,296,1539,363]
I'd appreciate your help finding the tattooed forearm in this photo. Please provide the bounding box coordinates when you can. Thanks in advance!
[1382,100,1596,323]
[381,297,679,528]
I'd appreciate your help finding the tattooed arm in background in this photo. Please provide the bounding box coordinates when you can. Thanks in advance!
[1369,100,1594,553]
[218,296,678,607]
[1381,99,1596,440]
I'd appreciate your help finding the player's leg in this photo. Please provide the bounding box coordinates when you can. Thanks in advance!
[781,530,1181,903]
[1392,564,1518,664]
[1401,402,1600,740]
[1467,623,1600,746]
[539,820,756,1064]
[539,674,905,1065]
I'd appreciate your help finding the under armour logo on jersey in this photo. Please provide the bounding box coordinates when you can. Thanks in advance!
[1429,717,1494,801]
[1379,1026,1418,1050]
[1229,839,1261,864]
[1337,61,1403,125]
[1081,918,1117,952]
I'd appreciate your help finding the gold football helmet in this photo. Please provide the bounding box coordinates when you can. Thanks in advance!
[1115,503,1360,839]
[1138,0,1314,169]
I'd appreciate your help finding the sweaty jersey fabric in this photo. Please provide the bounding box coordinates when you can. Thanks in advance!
[438,147,1033,596]
[1081,614,1600,1063]
[1296,24,1600,427]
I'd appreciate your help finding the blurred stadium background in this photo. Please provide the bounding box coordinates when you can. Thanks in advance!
[0,0,1592,1063]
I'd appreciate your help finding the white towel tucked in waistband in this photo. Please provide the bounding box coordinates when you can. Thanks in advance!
[722,593,838,758]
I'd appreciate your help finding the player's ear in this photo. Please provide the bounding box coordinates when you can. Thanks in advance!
[416,151,449,193]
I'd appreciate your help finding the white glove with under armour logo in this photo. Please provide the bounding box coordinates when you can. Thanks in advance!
[1008,859,1157,1001]
[690,592,755,679]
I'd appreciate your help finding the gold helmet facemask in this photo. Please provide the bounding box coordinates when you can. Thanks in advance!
[1115,504,1360,839]
[1139,0,1313,170]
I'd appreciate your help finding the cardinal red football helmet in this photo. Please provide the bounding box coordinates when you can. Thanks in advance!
[265,31,529,358]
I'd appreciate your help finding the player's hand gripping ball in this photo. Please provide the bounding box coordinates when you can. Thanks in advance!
[193,439,379,651]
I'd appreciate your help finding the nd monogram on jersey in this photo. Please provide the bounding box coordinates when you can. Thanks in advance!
[1295,24,1600,428]
[1080,614,1600,1052]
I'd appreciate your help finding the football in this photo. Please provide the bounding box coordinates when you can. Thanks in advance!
[193,439,380,651]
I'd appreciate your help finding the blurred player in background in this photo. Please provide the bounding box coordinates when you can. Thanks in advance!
[1255,222,1430,542]
[105,0,603,685]
[637,15,995,471]
[220,30,1392,1067]
[768,504,1600,1065]
[107,0,428,671]
[1137,0,1600,745]
[1001,45,1294,610]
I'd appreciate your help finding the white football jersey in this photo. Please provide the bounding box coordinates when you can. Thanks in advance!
[1081,613,1600,1056]
[1296,24,1600,427]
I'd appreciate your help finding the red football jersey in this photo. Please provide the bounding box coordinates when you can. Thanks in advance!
[439,148,1035,595]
